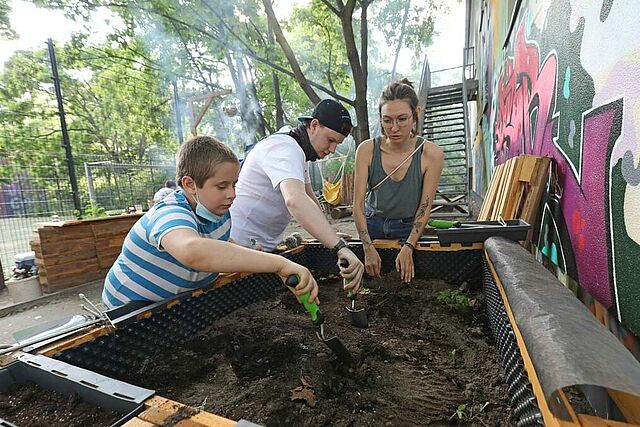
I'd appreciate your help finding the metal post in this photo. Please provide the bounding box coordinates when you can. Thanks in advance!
[47,39,82,213]
[417,56,431,135]
[461,48,472,205]
[84,162,97,204]
[172,80,184,145]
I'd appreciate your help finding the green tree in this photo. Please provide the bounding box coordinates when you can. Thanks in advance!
[0,0,17,39]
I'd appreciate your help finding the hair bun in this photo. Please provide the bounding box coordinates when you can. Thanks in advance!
[400,78,414,88]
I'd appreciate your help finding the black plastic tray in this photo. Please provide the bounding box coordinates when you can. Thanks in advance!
[434,219,531,244]
[0,353,154,427]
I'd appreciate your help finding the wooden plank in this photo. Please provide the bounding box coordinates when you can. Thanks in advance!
[520,157,551,225]
[500,157,524,219]
[578,414,637,427]
[137,406,174,425]
[38,326,111,356]
[479,163,504,220]
[38,237,96,257]
[122,418,156,427]
[179,412,236,427]
[179,414,235,427]
[42,248,98,266]
[494,159,514,219]
[140,396,236,427]
[518,155,539,182]
[44,259,101,278]
[91,217,138,237]
[607,389,640,424]
[36,224,93,243]
[485,163,505,220]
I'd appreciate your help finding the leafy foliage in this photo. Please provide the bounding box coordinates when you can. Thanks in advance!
[436,289,471,310]
[75,199,107,219]
[0,0,16,40]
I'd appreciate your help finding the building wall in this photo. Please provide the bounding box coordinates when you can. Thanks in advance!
[472,0,640,344]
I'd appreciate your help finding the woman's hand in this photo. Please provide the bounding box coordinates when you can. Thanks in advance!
[278,260,319,305]
[395,244,414,283]
[364,245,382,278]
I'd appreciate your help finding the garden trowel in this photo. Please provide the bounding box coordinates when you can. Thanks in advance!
[286,275,354,366]
[340,260,368,328]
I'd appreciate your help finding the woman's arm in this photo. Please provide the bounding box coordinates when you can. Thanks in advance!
[406,142,445,247]
[353,139,374,250]
[354,139,383,278]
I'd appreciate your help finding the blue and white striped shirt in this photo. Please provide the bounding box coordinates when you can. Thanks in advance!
[102,189,231,308]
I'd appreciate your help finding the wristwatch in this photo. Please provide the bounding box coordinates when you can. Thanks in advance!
[332,238,348,254]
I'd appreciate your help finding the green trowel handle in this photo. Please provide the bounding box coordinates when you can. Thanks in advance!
[428,219,461,229]
[286,274,324,326]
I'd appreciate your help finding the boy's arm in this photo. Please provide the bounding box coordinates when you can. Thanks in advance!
[161,228,319,302]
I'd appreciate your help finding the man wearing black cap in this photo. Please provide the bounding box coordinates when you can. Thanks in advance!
[230,99,364,292]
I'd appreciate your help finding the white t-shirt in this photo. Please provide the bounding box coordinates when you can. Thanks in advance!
[230,133,310,251]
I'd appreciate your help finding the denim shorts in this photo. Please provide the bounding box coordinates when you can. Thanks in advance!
[366,214,414,239]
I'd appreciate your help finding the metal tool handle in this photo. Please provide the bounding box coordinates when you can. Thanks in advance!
[286,274,324,326]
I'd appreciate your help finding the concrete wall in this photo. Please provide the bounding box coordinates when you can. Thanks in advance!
[470,0,640,346]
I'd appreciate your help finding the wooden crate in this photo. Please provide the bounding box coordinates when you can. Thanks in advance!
[478,155,551,230]
[30,214,142,292]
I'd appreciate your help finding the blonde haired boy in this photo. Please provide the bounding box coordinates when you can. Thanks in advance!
[102,136,318,309]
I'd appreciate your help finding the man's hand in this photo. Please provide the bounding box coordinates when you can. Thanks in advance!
[396,245,415,283]
[364,246,382,278]
[278,260,319,304]
[337,248,364,293]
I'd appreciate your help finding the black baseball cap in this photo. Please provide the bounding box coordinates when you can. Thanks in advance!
[298,99,354,137]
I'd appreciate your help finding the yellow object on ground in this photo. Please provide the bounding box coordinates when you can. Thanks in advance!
[323,179,342,205]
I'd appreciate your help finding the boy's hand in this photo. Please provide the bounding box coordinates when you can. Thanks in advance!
[337,248,364,293]
[279,261,319,305]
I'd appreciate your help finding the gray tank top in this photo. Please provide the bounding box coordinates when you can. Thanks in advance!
[366,136,424,219]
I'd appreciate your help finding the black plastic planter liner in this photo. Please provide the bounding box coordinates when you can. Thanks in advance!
[0,352,154,426]
[484,237,640,422]
[435,219,530,244]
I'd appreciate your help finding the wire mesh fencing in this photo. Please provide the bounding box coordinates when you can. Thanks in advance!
[0,137,175,279]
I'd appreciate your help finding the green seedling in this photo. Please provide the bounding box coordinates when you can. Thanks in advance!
[436,289,471,311]
[449,403,467,421]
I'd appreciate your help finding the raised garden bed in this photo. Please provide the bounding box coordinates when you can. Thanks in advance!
[112,275,513,426]
[0,382,121,426]
[0,352,154,427]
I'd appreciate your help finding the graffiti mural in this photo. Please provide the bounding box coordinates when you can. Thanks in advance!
[477,0,640,338]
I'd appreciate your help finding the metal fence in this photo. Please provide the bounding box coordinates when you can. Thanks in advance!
[0,130,175,279]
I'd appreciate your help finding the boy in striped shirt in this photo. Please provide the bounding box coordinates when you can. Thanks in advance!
[102,136,318,310]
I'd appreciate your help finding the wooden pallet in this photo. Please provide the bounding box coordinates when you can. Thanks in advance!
[30,214,142,291]
[123,396,235,427]
[478,155,551,226]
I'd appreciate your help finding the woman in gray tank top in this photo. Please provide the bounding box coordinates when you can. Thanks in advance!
[353,79,444,283]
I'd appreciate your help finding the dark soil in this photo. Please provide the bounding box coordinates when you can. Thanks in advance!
[0,382,121,427]
[125,273,514,426]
